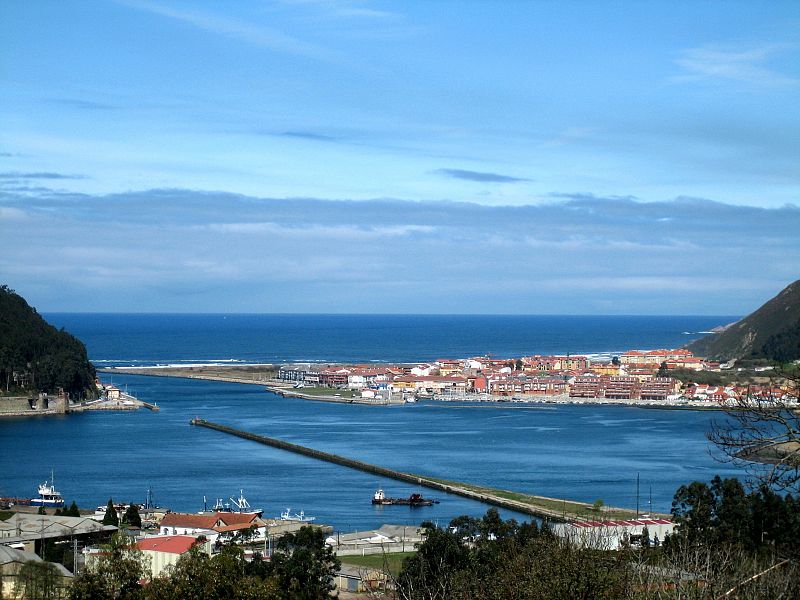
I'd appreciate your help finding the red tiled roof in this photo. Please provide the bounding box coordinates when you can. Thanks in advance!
[214,521,263,533]
[217,512,260,526]
[137,535,198,554]
[160,513,218,529]
[160,512,259,529]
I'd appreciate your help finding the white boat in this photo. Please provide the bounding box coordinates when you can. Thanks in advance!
[229,490,263,515]
[30,472,65,507]
[199,490,262,516]
[280,507,316,522]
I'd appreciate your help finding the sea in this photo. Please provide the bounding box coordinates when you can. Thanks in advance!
[0,314,745,532]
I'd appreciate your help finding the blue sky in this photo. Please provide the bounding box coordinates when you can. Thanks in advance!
[1,1,798,314]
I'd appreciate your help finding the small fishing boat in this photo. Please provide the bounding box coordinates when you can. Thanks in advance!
[199,490,263,516]
[30,472,65,507]
[372,489,439,506]
[280,507,316,522]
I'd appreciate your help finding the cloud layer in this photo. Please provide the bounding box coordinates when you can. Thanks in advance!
[1,187,796,314]
[433,169,532,183]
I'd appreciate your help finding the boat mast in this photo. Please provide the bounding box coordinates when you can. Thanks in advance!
[636,473,640,518]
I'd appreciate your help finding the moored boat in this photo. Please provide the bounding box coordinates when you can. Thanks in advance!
[280,507,316,522]
[199,490,263,516]
[372,489,439,506]
[30,472,65,507]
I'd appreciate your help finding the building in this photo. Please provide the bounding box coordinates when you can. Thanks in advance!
[0,545,73,599]
[552,518,675,550]
[489,375,568,397]
[158,512,261,542]
[390,375,468,396]
[334,564,387,594]
[0,513,115,555]
[319,368,350,387]
[136,535,205,578]
[620,349,696,366]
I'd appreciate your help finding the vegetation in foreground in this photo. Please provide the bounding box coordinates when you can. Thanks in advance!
[66,526,339,600]
[383,496,800,600]
[49,480,799,600]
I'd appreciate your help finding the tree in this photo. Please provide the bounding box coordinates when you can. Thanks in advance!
[14,560,62,600]
[670,481,716,544]
[122,504,141,528]
[270,526,340,600]
[103,498,119,527]
[708,364,800,492]
[640,525,650,548]
[143,545,281,600]
[37,505,46,515]
[396,523,470,600]
[70,533,148,600]
[591,498,605,516]
[68,500,81,517]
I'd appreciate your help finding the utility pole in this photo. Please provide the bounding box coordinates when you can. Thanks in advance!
[636,473,640,518]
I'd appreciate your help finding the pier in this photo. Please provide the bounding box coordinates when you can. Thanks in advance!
[190,418,651,522]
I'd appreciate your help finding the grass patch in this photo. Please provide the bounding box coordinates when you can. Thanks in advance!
[418,475,646,521]
[339,552,415,577]
[0,511,14,521]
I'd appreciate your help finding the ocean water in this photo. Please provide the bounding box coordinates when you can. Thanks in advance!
[1,314,744,531]
[43,313,734,366]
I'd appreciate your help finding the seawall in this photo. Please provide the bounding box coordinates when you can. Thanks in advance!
[189,418,650,522]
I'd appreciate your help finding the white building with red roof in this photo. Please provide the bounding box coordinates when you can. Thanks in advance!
[159,512,261,539]
[136,535,206,577]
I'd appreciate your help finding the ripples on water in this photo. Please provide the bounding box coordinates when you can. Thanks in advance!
[2,313,744,530]
[1,374,745,530]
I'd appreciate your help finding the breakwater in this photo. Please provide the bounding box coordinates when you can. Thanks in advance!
[190,418,648,522]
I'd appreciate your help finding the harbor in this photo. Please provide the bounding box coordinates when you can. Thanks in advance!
[190,418,660,522]
[0,371,745,532]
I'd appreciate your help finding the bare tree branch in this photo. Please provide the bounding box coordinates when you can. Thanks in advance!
[708,365,800,492]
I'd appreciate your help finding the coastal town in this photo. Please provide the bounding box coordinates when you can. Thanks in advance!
[270,348,794,407]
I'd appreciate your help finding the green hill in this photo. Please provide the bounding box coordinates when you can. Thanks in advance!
[687,280,800,362]
[0,285,96,398]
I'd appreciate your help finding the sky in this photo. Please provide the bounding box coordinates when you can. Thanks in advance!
[0,0,798,314]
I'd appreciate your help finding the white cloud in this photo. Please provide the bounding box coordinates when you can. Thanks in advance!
[674,44,798,87]
[118,0,336,62]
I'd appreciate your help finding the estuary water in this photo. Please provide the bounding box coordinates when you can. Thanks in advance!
[0,314,743,531]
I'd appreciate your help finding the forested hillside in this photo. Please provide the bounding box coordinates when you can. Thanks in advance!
[687,280,800,361]
[0,285,96,398]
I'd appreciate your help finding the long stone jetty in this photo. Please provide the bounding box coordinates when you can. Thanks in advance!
[190,418,653,522]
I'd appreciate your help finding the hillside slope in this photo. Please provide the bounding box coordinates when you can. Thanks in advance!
[687,280,800,361]
[0,285,96,397]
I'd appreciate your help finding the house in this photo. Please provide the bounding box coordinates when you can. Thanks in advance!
[136,535,206,578]
[334,564,387,594]
[435,360,462,376]
[158,512,261,542]
[105,386,122,400]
